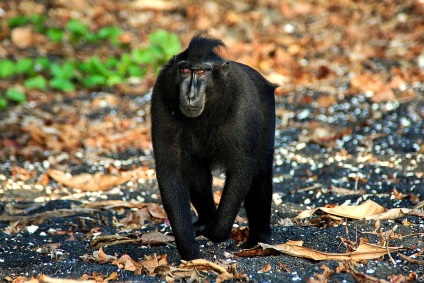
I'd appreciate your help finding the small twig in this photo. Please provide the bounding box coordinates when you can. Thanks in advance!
[401,232,424,239]
[296,183,322,192]
[397,252,424,265]
[385,225,398,265]
[354,174,359,193]
[346,262,391,283]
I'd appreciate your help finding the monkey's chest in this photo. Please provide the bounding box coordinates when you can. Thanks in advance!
[182,132,230,163]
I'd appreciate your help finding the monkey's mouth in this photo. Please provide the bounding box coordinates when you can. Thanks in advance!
[181,104,204,118]
[185,106,200,110]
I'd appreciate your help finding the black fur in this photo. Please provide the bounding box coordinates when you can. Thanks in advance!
[151,34,276,260]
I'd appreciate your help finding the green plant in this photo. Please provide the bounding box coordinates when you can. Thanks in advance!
[24,75,48,90]
[0,59,16,78]
[1,18,182,109]
[6,88,26,103]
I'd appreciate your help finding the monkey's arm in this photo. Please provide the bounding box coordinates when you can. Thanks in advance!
[154,142,203,260]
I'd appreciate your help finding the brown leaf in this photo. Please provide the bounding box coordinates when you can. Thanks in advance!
[130,0,178,11]
[142,254,168,273]
[180,259,231,279]
[149,205,167,219]
[296,199,386,220]
[365,208,412,220]
[230,226,249,244]
[235,242,403,262]
[350,72,396,102]
[97,247,108,262]
[47,169,132,191]
[112,254,137,271]
[11,27,33,49]
[258,264,271,273]
[140,231,174,246]
[316,94,337,107]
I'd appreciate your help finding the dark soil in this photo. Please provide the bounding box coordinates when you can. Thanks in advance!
[1,89,423,282]
[1,0,424,282]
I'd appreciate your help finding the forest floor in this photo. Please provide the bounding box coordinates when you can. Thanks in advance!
[1,0,424,282]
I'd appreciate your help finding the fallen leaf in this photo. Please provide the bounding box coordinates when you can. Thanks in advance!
[141,231,174,245]
[11,27,33,49]
[258,263,271,273]
[112,254,137,272]
[149,205,167,219]
[230,226,249,244]
[138,254,168,274]
[47,169,132,191]
[365,208,412,220]
[296,199,386,220]
[130,0,178,11]
[235,241,403,262]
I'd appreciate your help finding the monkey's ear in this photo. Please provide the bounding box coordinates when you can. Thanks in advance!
[221,61,229,74]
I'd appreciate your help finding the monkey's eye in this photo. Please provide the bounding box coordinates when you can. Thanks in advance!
[196,70,205,75]
[181,68,191,74]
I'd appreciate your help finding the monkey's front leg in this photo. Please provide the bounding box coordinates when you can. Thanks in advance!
[202,163,255,242]
[157,171,202,260]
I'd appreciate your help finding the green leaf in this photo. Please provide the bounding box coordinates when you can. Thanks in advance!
[16,58,34,75]
[98,26,122,40]
[128,65,145,77]
[106,57,119,69]
[50,62,75,79]
[149,29,182,59]
[0,97,8,109]
[131,48,154,65]
[49,78,75,92]
[34,57,50,71]
[67,19,88,35]
[8,16,29,28]
[6,88,26,103]
[29,15,46,33]
[67,19,89,43]
[106,74,123,86]
[82,74,106,88]
[85,32,99,43]
[0,59,16,78]
[120,53,132,66]
[87,56,111,76]
[24,75,47,90]
[47,28,64,42]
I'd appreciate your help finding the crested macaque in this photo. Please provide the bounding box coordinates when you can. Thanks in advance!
[151,34,276,260]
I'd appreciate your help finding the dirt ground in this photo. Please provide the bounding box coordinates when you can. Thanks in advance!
[1,0,424,282]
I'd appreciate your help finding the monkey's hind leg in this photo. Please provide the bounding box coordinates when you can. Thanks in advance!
[241,168,273,249]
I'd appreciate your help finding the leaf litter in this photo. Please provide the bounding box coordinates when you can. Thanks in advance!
[1,0,424,282]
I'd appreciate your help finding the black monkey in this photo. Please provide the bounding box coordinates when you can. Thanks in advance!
[151,34,276,260]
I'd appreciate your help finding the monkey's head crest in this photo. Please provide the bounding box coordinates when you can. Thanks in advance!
[175,33,226,64]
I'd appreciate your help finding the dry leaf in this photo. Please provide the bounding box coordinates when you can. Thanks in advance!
[130,0,177,11]
[235,241,403,262]
[258,263,271,273]
[180,259,232,280]
[112,254,137,271]
[230,226,249,244]
[138,254,168,274]
[296,199,386,220]
[47,169,132,191]
[11,27,33,49]
[149,205,167,219]
[37,275,96,283]
[140,231,174,245]
[366,208,412,220]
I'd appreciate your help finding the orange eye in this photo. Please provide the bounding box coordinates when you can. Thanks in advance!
[196,70,205,75]
[182,68,190,74]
